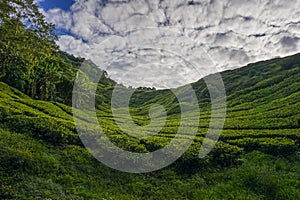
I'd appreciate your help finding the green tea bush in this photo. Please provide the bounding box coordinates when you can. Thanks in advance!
[209,142,244,167]
[227,137,297,156]
[4,116,79,145]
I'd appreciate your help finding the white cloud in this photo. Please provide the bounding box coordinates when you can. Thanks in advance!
[42,0,300,88]
[46,9,73,30]
[34,0,45,4]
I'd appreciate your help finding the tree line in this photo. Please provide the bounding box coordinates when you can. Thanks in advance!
[0,0,83,103]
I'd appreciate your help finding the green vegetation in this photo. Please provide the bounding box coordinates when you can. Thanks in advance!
[1,124,299,199]
[1,0,300,199]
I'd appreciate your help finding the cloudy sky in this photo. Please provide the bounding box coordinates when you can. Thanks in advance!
[38,0,300,88]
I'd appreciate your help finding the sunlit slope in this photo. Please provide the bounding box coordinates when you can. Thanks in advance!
[0,82,79,145]
[1,53,300,166]
[97,53,300,157]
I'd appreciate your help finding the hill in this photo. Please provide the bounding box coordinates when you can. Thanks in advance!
[0,53,300,199]
[1,1,299,198]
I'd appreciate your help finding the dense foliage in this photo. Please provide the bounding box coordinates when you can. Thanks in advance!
[0,0,114,103]
[0,51,300,198]
[0,1,300,199]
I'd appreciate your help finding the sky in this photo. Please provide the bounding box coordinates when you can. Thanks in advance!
[37,0,300,88]
[39,0,75,11]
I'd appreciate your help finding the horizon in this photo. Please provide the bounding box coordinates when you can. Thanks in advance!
[37,0,300,88]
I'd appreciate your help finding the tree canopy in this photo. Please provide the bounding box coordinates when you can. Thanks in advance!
[0,0,60,99]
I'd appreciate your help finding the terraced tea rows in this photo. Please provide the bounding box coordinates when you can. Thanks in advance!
[1,54,300,170]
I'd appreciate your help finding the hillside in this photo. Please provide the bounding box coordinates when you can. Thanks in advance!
[0,53,300,199]
[1,1,299,198]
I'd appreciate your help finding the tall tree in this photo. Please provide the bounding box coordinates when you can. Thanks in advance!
[0,0,59,100]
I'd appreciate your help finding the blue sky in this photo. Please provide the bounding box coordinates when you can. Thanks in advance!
[38,0,300,88]
[37,0,76,37]
[39,0,74,11]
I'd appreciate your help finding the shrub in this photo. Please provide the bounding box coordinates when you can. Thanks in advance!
[4,116,80,146]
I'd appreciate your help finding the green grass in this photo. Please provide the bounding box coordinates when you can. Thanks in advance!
[1,127,299,199]
[0,53,300,199]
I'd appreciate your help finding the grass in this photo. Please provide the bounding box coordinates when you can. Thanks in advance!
[0,53,300,199]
